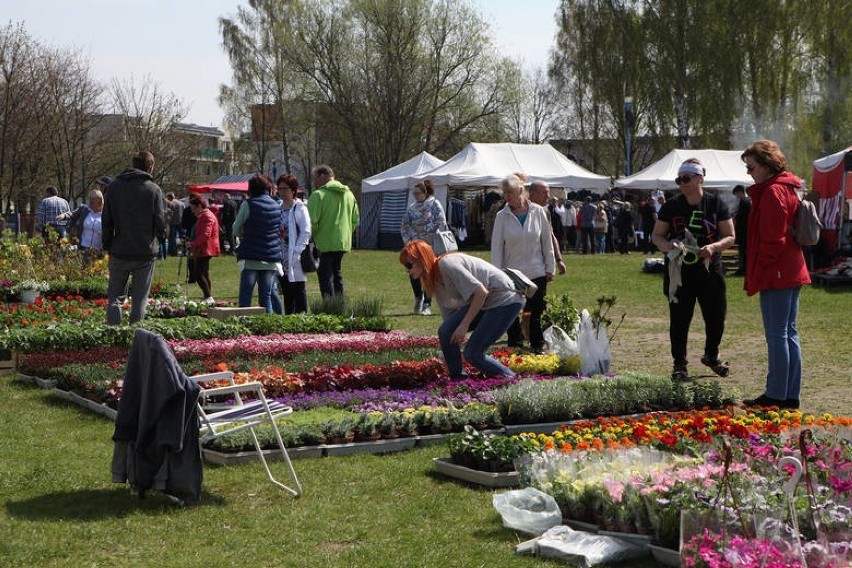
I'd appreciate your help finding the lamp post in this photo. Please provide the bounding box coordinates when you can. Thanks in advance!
[624,96,634,176]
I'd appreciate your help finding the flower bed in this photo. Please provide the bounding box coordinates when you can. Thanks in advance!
[451,409,851,565]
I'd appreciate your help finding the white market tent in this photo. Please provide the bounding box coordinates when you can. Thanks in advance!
[614,149,753,191]
[360,151,445,194]
[358,152,446,250]
[407,142,611,193]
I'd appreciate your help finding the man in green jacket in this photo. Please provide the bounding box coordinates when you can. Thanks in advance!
[307,164,360,297]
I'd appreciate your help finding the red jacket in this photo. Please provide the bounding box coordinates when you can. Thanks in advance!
[744,171,811,296]
[188,209,220,258]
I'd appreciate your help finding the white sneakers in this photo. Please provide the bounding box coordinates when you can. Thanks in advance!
[420,306,432,316]
[413,298,424,314]
[203,297,216,306]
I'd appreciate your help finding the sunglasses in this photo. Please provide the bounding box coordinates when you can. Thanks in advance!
[675,174,696,185]
[403,261,415,270]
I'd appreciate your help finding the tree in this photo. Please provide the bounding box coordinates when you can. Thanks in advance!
[270,0,519,179]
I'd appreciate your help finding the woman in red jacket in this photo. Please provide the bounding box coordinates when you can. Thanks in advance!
[187,195,220,305]
[741,140,811,409]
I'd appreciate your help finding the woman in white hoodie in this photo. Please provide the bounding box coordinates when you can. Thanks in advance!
[275,174,312,314]
[490,174,555,352]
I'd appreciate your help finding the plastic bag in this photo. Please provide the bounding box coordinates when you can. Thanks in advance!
[517,525,648,567]
[493,487,562,536]
[543,325,580,363]
[577,309,611,376]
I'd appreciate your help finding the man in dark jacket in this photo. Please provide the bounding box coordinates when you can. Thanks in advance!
[219,192,238,253]
[732,185,751,275]
[102,151,167,325]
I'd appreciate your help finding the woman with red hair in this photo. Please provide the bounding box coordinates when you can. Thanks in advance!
[400,240,523,379]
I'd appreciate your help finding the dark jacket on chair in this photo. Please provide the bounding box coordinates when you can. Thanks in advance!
[111,329,202,505]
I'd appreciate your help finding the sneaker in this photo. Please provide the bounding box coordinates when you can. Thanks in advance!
[412,298,423,314]
[700,355,730,378]
[420,306,432,316]
[203,297,216,306]
[671,362,689,381]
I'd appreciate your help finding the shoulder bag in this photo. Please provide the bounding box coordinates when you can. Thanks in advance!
[293,205,319,273]
[431,229,458,256]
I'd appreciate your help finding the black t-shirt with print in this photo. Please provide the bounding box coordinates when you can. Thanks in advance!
[658,192,731,276]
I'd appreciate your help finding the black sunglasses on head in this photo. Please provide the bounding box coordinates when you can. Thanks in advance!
[675,174,696,185]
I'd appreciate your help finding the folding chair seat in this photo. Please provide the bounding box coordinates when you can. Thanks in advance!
[189,371,302,497]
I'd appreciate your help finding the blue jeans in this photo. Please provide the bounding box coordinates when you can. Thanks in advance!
[239,269,276,312]
[438,302,523,379]
[106,256,156,325]
[759,287,802,400]
[595,232,606,254]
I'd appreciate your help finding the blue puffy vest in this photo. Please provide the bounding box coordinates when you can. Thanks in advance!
[236,194,282,262]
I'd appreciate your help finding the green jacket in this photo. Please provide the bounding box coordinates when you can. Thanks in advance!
[307,179,360,252]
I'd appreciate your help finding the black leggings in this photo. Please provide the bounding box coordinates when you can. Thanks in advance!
[193,256,212,298]
[667,268,726,365]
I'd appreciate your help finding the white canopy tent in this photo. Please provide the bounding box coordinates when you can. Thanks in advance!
[407,142,611,193]
[614,149,753,191]
[360,151,445,194]
[358,152,445,250]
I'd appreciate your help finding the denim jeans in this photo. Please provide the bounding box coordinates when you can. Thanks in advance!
[239,268,276,312]
[595,232,606,254]
[106,256,156,325]
[438,301,523,379]
[759,287,802,400]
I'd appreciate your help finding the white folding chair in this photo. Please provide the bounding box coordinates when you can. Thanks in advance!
[189,371,302,497]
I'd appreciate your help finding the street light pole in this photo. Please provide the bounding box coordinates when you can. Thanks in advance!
[624,96,634,176]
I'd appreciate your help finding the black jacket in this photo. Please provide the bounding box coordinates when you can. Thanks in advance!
[111,329,202,505]
[102,169,167,259]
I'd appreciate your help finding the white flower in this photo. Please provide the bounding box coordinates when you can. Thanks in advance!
[14,279,50,293]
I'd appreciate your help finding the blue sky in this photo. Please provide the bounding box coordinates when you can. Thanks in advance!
[4,0,559,127]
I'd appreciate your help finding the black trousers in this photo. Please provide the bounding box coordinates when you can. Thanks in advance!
[507,276,548,351]
[193,256,212,298]
[667,268,726,365]
[317,251,346,298]
[279,274,308,314]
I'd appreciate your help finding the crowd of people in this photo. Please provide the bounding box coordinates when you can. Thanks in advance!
[28,139,810,410]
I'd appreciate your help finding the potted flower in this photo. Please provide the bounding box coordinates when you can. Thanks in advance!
[15,279,49,303]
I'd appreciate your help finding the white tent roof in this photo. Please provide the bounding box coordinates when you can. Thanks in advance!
[361,151,445,194]
[813,146,852,172]
[614,149,753,190]
[407,142,611,193]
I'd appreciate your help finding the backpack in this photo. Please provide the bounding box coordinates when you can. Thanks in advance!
[793,198,822,246]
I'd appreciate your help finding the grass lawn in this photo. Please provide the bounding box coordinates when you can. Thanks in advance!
[1,248,849,567]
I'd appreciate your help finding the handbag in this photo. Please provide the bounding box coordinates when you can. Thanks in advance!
[291,203,319,273]
[432,229,458,256]
[300,241,319,273]
[503,267,538,299]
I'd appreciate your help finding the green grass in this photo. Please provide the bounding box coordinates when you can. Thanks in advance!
[1,249,849,567]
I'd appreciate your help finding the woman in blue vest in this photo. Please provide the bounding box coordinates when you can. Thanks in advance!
[233,175,283,312]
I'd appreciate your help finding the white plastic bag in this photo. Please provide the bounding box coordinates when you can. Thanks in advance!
[543,325,579,359]
[517,525,648,567]
[493,487,562,536]
[577,309,611,376]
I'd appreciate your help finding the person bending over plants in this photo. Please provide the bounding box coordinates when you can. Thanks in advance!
[399,240,524,380]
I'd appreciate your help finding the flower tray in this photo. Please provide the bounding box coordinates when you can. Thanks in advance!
[323,437,416,457]
[203,446,323,464]
[52,388,117,421]
[432,457,519,488]
[0,350,18,375]
[598,530,653,550]
[206,306,266,320]
[647,543,679,567]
